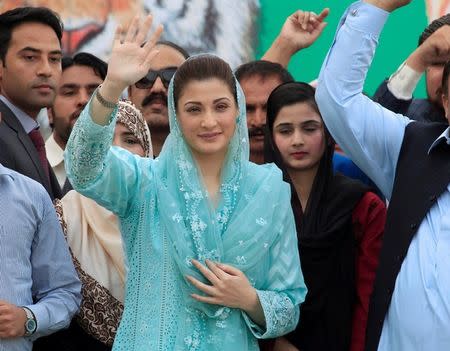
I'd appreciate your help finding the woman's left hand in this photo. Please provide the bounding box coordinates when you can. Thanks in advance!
[187,259,258,313]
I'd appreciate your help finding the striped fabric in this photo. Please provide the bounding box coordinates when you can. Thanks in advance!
[0,164,81,351]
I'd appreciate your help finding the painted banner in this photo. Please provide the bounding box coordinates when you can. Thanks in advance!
[0,0,260,68]
[426,0,450,20]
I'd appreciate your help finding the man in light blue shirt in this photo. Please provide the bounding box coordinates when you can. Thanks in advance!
[0,144,81,350]
[316,0,450,350]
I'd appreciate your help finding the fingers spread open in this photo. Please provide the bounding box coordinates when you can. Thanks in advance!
[124,16,140,43]
[113,25,124,45]
[144,23,164,55]
[135,15,154,47]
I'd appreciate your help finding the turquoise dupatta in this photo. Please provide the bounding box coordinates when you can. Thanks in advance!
[65,57,306,350]
[156,71,294,318]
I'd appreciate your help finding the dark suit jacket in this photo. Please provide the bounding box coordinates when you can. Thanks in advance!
[373,79,446,123]
[0,100,62,199]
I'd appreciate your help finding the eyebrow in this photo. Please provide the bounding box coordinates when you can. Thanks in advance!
[60,83,100,89]
[19,47,62,56]
[302,120,322,126]
[275,120,322,128]
[274,122,293,128]
[184,97,231,106]
[120,131,137,137]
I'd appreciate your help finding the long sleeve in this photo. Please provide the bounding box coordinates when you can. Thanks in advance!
[242,209,307,339]
[350,192,386,351]
[26,190,81,339]
[373,79,412,116]
[64,101,153,218]
[315,1,411,200]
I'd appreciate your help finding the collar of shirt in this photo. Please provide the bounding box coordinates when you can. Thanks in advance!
[0,163,15,179]
[45,133,64,168]
[428,126,450,154]
[0,94,39,134]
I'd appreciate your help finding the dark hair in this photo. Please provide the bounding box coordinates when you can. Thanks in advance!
[0,7,63,62]
[266,82,320,133]
[442,60,450,97]
[62,52,107,80]
[235,60,294,84]
[173,54,236,109]
[418,14,450,46]
[265,81,332,165]
[157,40,190,59]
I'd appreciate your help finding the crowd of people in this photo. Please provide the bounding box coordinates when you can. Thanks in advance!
[0,0,449,350]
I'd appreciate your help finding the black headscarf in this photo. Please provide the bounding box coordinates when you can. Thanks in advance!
[265,82,369,351]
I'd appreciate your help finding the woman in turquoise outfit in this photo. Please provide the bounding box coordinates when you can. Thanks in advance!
[65,15,306,351]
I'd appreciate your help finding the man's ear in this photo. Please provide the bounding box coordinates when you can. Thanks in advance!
[0,59,3,82]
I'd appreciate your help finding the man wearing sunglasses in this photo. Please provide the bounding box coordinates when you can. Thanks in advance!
[128,41,189,156]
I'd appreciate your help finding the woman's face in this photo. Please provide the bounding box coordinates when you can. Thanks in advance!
[177,78,238,159]
[112,122,145,157]
[272,102,326,172]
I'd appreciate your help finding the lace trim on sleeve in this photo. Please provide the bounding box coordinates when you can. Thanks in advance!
[65,102,118,189]
[242,289,299,339]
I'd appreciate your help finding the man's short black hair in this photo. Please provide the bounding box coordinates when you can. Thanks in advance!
[0,7,63,63]
[418,14,450,46]
[62,52,107,80]
[235,60,294,84]
[156,40,190,59]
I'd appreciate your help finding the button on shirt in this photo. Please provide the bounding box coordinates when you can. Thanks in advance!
[316,2,450,350]
[0,164,81,351]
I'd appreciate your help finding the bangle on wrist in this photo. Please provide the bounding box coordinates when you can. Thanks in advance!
[95,85,117,109]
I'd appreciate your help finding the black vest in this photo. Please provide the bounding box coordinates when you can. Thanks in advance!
[365,122,450,351]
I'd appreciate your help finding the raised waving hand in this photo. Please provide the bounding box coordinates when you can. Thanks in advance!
[91,15,163,125]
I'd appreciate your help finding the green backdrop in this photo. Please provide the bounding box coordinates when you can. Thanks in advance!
[256,1,428,97]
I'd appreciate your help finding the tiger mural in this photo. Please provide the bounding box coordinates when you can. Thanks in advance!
[0,0,260,68]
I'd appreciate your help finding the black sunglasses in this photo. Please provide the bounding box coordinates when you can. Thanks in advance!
[135,67,177,89]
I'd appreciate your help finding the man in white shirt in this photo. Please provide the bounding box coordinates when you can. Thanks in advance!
[46,52,106,193]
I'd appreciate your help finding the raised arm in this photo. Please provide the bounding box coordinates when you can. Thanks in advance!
[65,16,162,217]
[373,25,450,119]
[92,15,163,125]
[315,0,412,200]
[262,9,329,67]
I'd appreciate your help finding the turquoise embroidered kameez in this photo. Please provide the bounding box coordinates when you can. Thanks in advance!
[65,78,306,351]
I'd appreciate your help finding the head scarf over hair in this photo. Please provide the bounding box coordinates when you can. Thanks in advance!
[117,99,153,158]
[265,82,369,351]
[154,55,293,318]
